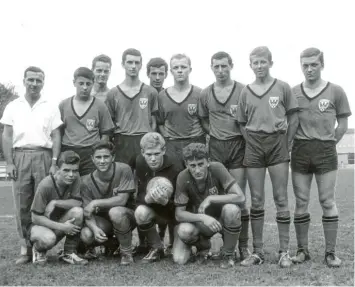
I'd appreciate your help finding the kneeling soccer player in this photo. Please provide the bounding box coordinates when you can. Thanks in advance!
[134,132,182,262]
[173,143,245,268]
[29,151,87,265]
[80,140,136,265]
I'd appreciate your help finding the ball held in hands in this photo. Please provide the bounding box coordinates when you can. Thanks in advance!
[145,177,174,205]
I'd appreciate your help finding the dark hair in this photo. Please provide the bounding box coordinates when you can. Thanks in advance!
[73,67,95,81]
[24,66,45,79]
[182,143,208,161]
[92,140,115,155]
[92,54,112,70]
[211,51,233,66]
[300,47,324,66]
[122,48,142,63]
[146,57,168,75]
[58,151,80,168]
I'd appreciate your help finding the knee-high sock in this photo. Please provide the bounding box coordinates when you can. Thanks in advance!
[222,225,242,256]
[294,213,310,250]
[138,221,163,249]
[239,214,249,249]
[64,234,80,254]
[250,209,264,255]
[322,215,339,253]
[114,227,133,254]
[276,211,291,252]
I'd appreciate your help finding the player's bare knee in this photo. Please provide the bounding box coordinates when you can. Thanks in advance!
[134,205,154,224]
[221,204,241,225]
[68,206,83,222]
[319,197,336,211]
[108,206,125,223]
[177,223,196,242]
[38,232,57,250]
[80,227,94,245]
[274,194,289,211]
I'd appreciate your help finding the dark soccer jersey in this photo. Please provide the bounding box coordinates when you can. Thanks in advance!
[158,86,204,139]
[174,162,237,213]
[31,175,81,215]
[237,79,298,133]
[292,82,352,141]
[199,81,245,140]
[80,162,135,209]
[105,84,159,136]
[59,97,114,147]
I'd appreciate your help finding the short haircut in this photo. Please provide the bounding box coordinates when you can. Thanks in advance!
[182,143,208,162]
[58,151,80,168]
[249,46,272,62]
[300,47,324,66]
[73,67,95,81]
[24,66,45,79]
[211,51,233,66]
[92,54,112,70]
[146,57,168,75]
[140,132,166,150]
[170,53,191,67]
[92,140,116,155]
[122,48,142,63]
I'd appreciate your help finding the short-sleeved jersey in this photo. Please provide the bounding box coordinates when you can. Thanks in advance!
[199,81,245,140]
[31,175,81,215]
[59,97,114,147]
[293,82,352,141]
[174,162,237,213]
[135,154,183,206]
[80,162,136,209]
[105,84,159,135]
[158,86,204,139]
[237,79,298,133]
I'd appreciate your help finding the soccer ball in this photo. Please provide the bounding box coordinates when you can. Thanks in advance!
[145,177,174,206]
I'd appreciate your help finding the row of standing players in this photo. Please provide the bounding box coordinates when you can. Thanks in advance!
[1,46,351,269]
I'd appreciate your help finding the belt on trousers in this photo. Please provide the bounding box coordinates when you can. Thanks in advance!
[14,147,50,152]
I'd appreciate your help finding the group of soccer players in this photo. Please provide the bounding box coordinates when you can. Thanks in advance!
[1,46,351,270]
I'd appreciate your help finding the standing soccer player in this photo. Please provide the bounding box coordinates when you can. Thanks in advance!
[237,47,299,267]
[173,143,245,268]
[147,57,168,93]
[158,54,205,166]
[80,140,136,265]
[290,48,351,268]
[29,151,88,265]
[91,54,112,102]
[106,48,159,168]
[0,66,62,264]
[199,51,251,261]
[59,67,115,176]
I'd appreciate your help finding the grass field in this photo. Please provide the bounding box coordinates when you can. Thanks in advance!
[0,169,354,286]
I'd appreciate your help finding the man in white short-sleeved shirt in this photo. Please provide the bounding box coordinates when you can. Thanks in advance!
[0,66,62,265]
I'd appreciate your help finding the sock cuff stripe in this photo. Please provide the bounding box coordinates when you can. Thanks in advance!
[250,214,264,220]
[276,218,291,224]
[294,213,310,220]
[322,215,339,219]
[241,215,250,221]
[250,209,265,216]
[113,227,131,235]
[138,221,155,231]
[294,217,311,224]
[322,218,339,223]
[223,225,242,233]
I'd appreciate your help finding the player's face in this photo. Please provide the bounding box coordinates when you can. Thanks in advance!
[23,71,44,97]
[57,163,79,185]
[73,76,93,99]
[250,55,273,79]
[170,58,191,83]
[93,61,111,86]
[148,66,167,90]
[92,148,114,172]
[301,55,323,82]
[211,58,233,82]
[142,146,165,171]
[185,158,209,182]
[122,55,142,77]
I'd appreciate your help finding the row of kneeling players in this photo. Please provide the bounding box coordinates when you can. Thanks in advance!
[2,46,351,269]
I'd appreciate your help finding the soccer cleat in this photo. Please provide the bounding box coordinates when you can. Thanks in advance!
[325,252,342,268]
[278,251,292,268]
[291,249,310,264]
[239,247,252,262]
[132,243,150,255]
[141,248,165,263]
[15,255,32,265]
[240,253,264,267]
[32,246,47,265]
[164,244,173,257]
[220,253,236,269]
[191,250,212,265]
[59,252,88,265]
[83,247,98,260]
[120,252,134,265]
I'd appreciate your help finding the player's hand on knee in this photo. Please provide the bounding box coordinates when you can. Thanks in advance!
[62,218,81,236]
[93,228,108,243]
[84,203,96,219]
[6,164,17,180]
[44,200,57,218]
[198,197,211,214]
[201,215,222,233]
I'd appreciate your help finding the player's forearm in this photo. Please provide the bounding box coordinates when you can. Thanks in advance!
[335,118,348,143]
[51,128,61,161]
[151,115,157,131]
[287,112,299,146]
[54,199,82,210]
[158,125,168,137]
[32,213,65,232]
[175,209,207,223]
[85,217,100,233]
[201,118,210,134]
[91,195,129,209]
[208,193,245,207]
[2,127,14,164]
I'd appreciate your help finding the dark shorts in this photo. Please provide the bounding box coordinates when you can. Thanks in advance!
[165,135,206,166]
[209,136,245,169]
[113,134,144,168]
[243,131,289,168]
[136,203,176,225]
[61,145,95,176]
[291,139,338,174]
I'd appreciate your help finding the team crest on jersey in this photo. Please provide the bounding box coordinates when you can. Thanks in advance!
[139,98,148,109]
[319,99,330,112]
[86,119,96,131]
[188,104,197,115]
[230,105,238,117]
[269,97,279,108]
[208,186,218,195]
